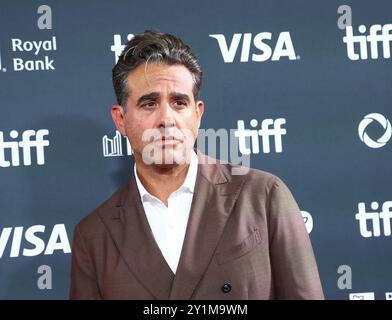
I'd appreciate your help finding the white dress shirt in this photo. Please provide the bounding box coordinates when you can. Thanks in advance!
[134,151,198,274]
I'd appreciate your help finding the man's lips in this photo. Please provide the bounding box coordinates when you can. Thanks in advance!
[162,136,178,140]
[154,136,183,145]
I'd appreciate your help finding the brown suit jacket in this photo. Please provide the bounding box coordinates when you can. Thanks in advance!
[70,152,324,299]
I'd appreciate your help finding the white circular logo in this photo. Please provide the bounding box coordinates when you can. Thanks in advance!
[301,211,313,234]
[358,113,392,148]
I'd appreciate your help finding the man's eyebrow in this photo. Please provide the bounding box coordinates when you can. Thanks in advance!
[136,92,160,106]
[170,92,191,102]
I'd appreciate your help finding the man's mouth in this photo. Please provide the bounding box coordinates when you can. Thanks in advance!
[155,136,182,146]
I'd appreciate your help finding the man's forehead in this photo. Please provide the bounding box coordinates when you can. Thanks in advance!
[126,63,194,93]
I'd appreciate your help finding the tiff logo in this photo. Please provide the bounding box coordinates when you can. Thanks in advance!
[343,24,392,60]
[111,34,134,63]
[0,129,49,167]
[355,201,392,238]
[234,118,286,155]
[103,130,133,157]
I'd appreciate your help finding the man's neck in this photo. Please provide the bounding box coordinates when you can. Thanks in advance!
[134,156,191,207]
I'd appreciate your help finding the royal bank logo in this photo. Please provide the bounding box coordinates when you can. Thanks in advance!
[102,130,133,157]
[10,37,57,71]
[358,113,391,148]
[1,5,57,73]
[234,118,286,155]
[0,129,50,167]
[355,201,392,238]
[209,32,298,63]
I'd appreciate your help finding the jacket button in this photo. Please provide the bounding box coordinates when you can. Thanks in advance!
[221,283,232,293]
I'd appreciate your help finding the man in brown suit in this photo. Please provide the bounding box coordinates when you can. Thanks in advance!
[70,30,324,300]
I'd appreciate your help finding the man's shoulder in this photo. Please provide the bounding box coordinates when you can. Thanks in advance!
[75,181,130,234]
[207,156,281,190]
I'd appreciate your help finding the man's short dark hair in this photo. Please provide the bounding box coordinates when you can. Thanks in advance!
[112,30,203,109]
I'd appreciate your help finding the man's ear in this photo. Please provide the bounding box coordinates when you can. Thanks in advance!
[196,100,204,128]
[111,105,126,136]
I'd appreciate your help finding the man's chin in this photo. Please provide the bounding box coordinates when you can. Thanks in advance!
[150,162,179,172]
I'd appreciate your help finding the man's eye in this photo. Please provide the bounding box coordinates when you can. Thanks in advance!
[141,102,157,109]
[174,100,188,108]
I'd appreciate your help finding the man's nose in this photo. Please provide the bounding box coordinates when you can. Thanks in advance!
[158,103,175,128]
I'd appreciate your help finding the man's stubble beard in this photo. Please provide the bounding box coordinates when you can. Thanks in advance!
[140,128,196,167]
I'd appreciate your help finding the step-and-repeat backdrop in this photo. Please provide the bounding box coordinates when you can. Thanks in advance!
[0,0,391,300]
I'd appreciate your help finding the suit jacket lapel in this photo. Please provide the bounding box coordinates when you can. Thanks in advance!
[99,177,174,300]
[169,152,245,300]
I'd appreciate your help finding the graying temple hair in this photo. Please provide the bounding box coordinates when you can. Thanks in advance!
[112,30,203,109]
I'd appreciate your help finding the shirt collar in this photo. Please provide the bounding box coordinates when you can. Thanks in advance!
[134,150,199,202]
